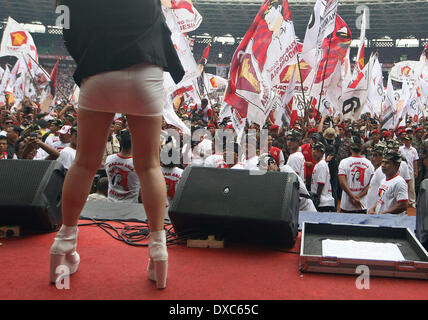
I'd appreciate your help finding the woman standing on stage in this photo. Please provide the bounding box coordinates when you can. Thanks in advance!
[49,0,184,289]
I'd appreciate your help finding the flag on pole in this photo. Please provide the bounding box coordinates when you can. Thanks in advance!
[341,58,370,120]
[314,14,352,84]
[163,31,200,94]
[353,7,367,77]
[301,0,339,70]
[50,58,60,96]
[274,66,297,126]
[0,65,11,94]
[161,0,202,34]
[0,17,38,63]
[199,43,211,65]
[394,78,411,126]
[381,76,397,130]
[225,0,298,126]
[365,54,384,116]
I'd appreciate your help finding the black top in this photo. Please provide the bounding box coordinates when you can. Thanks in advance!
[61,0,185,87]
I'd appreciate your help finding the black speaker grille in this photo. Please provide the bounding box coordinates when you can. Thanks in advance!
[0,160,65,233]
[0,160,56,206]
[169,167,300,248]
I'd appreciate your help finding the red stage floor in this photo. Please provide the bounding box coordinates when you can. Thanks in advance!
[1,220,427,301]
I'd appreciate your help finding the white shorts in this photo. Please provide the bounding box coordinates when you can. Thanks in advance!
[78,62,164,117]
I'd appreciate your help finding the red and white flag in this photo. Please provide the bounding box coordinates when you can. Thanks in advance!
[199,43,210,65]
[162,0,202,34]
[0,17,38,63]
[301,0,339,70]
[203,73,227,93]
[225,0,298,126]
[341,57,370,120]
[163,31,200,94]
[353,7,367,77]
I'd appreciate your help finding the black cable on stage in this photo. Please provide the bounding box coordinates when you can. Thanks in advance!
[78,218,301,254]
[77,218,204,247]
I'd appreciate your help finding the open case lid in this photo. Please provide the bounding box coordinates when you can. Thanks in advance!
[299,222,428,280]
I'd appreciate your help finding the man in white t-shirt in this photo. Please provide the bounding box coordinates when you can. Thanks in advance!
[191,98,212,124]
[399,134,419,208]
[57,126,77,170]
[338,136,374,213]
[285,129,305,181]
[52,125,72,152]
[368,150,408,215]
[367,142,412,210]
[105,130,140,203]
[311,142,335,212]
[44,119,62,147]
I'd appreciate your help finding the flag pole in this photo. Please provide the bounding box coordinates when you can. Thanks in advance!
[27,54,70,102]
[316,34,333,120]
[296,54,309,126]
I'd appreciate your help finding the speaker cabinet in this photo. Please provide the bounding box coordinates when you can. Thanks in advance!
[169,167,300,248]
[0,160,66,234]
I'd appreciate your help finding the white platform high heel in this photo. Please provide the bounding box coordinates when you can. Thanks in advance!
[49,225,80,284]
[147,230,168,289]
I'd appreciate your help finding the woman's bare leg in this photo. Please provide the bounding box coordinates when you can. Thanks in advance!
[126,115,166,231]
[61,108,115,226]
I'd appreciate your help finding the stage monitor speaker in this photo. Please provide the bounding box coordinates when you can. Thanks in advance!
[0,160,66,234]
[169,167,300,248]
[416,179,428,250]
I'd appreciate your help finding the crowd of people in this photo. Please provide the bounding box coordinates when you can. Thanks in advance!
[2,75,427,217]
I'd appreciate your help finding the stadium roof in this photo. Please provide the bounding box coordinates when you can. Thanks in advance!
[0,0,427,40]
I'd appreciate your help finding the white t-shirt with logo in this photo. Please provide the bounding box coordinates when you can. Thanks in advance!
[375,175,408,215]
[311,159,335,208]
[105,154,140,203]
[161,166,184,207]
[45,133,60,147]
[57,146,76,169]
[287,151,305,181]
[52,140,70,152]
[367,163,411,210]
[338,156,375,211]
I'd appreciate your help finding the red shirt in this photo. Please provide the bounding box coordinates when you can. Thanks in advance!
[300,143,315,178]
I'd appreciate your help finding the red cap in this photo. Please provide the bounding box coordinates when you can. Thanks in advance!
[225,124,234,129]
[308,128,318,134]
[415,127,423,132]
[397,126,405,130]
[207,123,216,129]
[398,129,406,136]
[269,124,279,130]
[337,123,345,129]
[371,129,380,134]
[384,131,393,137]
